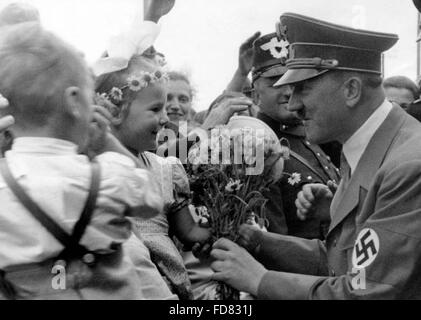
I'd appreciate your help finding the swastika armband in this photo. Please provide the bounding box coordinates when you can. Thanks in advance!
[352,228,380,269]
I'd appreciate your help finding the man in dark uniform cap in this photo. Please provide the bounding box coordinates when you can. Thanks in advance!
[252,32,340,239]
[210,13,421,299]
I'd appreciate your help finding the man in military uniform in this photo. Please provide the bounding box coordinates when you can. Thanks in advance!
[210,13,421,299]
[251,32,340,239]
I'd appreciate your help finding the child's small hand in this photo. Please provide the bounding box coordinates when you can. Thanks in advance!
[192,240,213,261]
[237,223,263,254]
[86,105,112,155]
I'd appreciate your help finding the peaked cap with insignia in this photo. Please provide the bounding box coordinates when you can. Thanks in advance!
[274,13,399,87]
[251,32,289,83]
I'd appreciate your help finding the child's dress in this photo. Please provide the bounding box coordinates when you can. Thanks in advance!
[131,152,193,300]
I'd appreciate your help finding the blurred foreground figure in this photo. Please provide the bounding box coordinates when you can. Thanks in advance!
[0,2,41,155]
[0,2,40,27]
[0,22,163,300]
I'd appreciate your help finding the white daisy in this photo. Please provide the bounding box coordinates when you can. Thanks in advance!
[109,87,123,102]
[127,75,147,91]
[288,172,302,186]
[225,179,243,192]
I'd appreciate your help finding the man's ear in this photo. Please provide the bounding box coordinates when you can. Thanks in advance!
[343,77,363,108]
[252,85,262,106]
[63,87,84,119]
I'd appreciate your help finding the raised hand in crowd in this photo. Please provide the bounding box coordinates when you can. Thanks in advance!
[201,92,253,130]
[226,31,261,92]
[295,183,334,221]
[159,91,253,161]
[144,0,176,23]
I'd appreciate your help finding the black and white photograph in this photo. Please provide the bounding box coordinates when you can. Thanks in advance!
[0,0,421,306]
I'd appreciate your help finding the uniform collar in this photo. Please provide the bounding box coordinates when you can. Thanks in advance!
[342,99,393,175]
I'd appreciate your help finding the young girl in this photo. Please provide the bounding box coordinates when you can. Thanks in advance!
[94,33,210,300]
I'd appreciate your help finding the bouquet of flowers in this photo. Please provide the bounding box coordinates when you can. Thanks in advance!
[186,117,289,300]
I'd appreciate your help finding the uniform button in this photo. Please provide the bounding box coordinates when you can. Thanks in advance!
[305,141,311,146]
[326,156,331,162]
[307,176,312,180]
[324,166,329,170]
[82,253,96,265]
[317,153,321,157]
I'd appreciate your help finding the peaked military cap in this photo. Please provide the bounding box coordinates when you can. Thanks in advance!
[274,13,399,87]
[251,32,289,83]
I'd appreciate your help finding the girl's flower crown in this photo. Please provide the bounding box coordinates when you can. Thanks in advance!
[102,70,169,105]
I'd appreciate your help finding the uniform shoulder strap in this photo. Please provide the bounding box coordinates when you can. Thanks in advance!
[0,158,75,248]
[70,161,101,244]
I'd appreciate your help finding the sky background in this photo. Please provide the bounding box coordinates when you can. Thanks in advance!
[0,0,419,111]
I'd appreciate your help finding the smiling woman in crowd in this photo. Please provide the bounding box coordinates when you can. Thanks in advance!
[165,71,199,128]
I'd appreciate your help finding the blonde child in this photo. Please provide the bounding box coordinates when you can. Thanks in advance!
[0,22,163,300]
[94,36,210,300]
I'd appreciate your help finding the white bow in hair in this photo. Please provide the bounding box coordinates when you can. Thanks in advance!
[92,20,161,77]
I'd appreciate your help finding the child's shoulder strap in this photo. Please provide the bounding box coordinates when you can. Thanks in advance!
[0,158,101,257]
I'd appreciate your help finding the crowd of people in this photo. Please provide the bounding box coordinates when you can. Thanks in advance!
[1,0,421,300]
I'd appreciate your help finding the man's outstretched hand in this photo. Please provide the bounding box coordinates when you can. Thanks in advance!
[144,0,176,22]
[210,238,267,296]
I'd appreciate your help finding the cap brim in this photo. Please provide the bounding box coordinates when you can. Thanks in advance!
[260,65,288,78]
[273,68,329,87]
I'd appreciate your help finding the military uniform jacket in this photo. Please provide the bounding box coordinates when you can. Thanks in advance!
[256,106,421,299]
[257,112,340,239]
